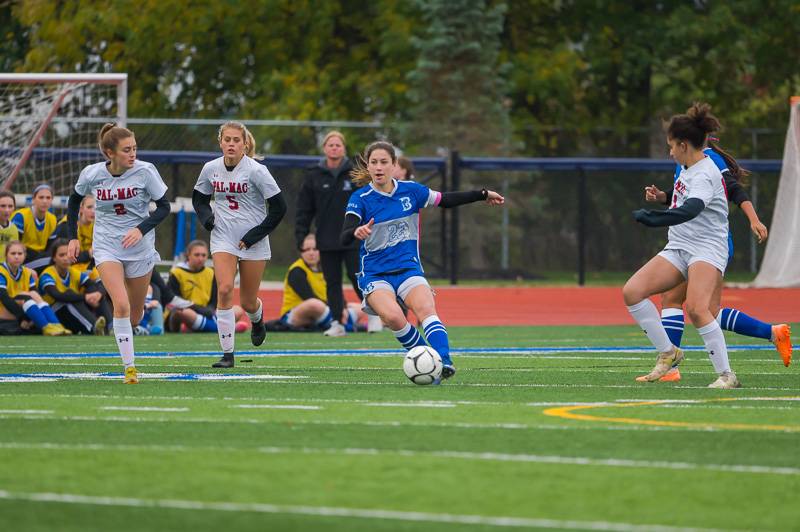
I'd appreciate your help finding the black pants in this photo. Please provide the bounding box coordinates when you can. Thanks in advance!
[319,248,362,323]
[54,302,98,334]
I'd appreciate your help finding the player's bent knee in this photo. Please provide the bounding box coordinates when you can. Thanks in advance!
[621,282,643,306]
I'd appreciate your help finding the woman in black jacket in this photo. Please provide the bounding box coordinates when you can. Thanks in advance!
[295,131,378,336]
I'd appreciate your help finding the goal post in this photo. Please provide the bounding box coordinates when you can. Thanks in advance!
[751,97,800,287]
[0,73,127,195]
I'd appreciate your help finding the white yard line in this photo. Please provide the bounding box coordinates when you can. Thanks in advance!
[231,404,321,410]
[364,402,457,408]
[0,409,53,414]
[99,406,189,413]
[0,489,741,531]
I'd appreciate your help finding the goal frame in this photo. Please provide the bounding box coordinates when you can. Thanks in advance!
[0,73,127,191]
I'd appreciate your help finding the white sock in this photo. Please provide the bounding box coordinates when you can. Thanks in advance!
[245,298,263,324]
[113,317,135,368]
[217,308,236,353]
[191,314,205,331]
[626,299,673,353]
[697,320,730,374]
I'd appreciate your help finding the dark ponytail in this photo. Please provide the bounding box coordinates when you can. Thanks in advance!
[708,139,749,183]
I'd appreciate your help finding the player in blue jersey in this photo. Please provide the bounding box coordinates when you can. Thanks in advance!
[637,139,791,382]
[340,141,504,382]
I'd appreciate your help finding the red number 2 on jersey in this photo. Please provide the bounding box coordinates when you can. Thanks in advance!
[113,203,127,215]
[226,195,239,210]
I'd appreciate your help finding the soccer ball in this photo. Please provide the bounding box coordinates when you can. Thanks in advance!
[403,346,443,385]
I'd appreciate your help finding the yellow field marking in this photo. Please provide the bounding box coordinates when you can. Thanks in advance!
[542,397,800,432]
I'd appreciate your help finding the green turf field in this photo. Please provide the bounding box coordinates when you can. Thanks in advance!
[1,325,798,531]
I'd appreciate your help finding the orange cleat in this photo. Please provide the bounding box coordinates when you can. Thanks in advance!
[659,367,682,382]
[772,324,792,367]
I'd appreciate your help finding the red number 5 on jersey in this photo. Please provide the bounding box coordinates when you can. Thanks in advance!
[226,195,239,210]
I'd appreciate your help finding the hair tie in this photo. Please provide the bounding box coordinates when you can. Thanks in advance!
[32,184,52,196]
[708,136,720,142]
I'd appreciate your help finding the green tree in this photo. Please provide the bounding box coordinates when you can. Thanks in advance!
[405,0,511,155]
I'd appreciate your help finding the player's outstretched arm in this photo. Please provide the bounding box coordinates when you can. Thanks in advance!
[340,213,362,246]
[633,198,705,227]
[437,189,504,208]
[239,192,287,249]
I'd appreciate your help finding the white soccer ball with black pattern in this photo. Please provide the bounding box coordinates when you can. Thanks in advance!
[403,345,443,385]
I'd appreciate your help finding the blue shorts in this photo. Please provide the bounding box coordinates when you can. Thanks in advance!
[358,268,430,316]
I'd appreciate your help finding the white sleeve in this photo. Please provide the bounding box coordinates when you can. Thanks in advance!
[144,163,168,200]
[194,163,213,194]
[254,163,281,200]
[74,166,93,196]
[688,172,715,205]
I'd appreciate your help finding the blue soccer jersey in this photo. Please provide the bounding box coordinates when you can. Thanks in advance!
[345,179,440,276]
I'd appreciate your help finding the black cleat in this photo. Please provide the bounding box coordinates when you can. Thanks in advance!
[212,353,235,368]
[441,364,457,380]
[250,319,267,346]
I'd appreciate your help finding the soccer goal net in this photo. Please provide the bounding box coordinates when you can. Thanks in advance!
[0,73,127,196]
[752,97,800,287]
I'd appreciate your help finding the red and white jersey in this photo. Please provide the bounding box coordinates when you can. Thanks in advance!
[194,155,281,259]
[74,160,168,261]
[666,156,729,256]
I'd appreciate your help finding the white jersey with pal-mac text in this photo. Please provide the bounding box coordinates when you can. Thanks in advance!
[74,160,168,261]
[194,155,281,259]
[665,155,729,257]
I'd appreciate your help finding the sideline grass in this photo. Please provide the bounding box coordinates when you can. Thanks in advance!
[1,326,797,531]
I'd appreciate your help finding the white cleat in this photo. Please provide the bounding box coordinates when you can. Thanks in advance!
[707,371,742,389]
[366,314,383,333]
[635,348,684,382]
[323,320,346,337]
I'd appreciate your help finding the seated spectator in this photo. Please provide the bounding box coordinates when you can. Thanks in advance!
[56,194,95,270]
[134,284,164,335]
[0,240,70,336]
[38,239,110,335]
[394,155,416,181]
[269,234,367,332]
[0,191,20,258]
[12,183,58,272]
[167,240,248,333]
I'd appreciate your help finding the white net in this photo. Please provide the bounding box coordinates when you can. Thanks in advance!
[752,99,800,287]
[0,74,126,196]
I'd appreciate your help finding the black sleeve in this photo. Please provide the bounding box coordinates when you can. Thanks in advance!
[438,189,488,208]
[43,284,84,303]
[287,266,316,300]
[294,177,316,248]
[76,250,92,263]
[724,172,750,207]
[240,192,287,249]
[662,188,673,206]
[66,191,84,240]
[633,198,705,227]
[208,276,217,309]
[167,273,182,300]
[192,189,215,231]
[340,213,361,247]
[0,288,26,320]
[191,304,215,318]
[136,194,170,235]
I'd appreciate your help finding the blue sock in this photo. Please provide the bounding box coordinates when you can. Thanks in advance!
[316,306,333,330]
[38,302,60,324]
[343,308,357,333]
[22,301,49,329]
[718,308,771,341]
[661,308,684,348]
[421,315,452,366]
[201,316,218,333]
[139,310,151,328]
[393,322,427,350]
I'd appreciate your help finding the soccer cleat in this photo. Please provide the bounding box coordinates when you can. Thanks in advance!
[367,314,383,333]
[94,316,107,335]
[42,323,64,336]
[707,370,741,389]
[441,364,456,380]
[658,367,681,382]
[212,353,235,368]
[123,366,139,384]
[772,324,792,367]
[635,348,684,382]
[58,324,73,335]
[323,320,346,337]
[235,320,250,334]
[250,319,266,346]
[133,325,150,336]
[166,295,194,310]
